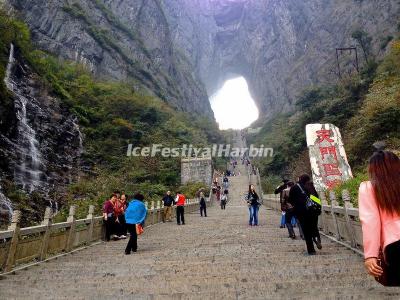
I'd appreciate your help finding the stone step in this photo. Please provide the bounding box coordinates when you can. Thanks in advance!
[0,138,396,299]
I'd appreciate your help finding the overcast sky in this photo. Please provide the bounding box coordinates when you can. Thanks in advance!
[210,77,259,130]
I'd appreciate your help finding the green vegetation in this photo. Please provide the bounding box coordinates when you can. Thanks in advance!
[0,10,31,134]
[351,29,373,63]
[249,31,400,204]
[0,10,223,222]
[346,40,400,166]
[40,62,221,219]
[332,172,368,207]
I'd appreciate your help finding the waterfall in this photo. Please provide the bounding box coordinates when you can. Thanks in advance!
[4,43,15,90]
[0,184,13,225]
[73,117,84,157]
[4,43,45,193]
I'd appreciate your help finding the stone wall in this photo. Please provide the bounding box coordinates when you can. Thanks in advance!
[181,157,212,186]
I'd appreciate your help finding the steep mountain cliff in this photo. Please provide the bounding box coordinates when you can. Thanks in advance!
[6,0,400,119]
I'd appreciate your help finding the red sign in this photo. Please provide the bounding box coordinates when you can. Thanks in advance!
[317,129,341,189]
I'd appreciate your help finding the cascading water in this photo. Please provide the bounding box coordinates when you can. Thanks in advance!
[0,44,15,225]
[0,184,13,225]
[4,43,15,90]
[4,43,46,193]
[73,117,84,157]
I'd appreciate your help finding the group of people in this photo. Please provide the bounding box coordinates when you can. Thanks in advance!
[275,176,322,255]
[101,148,400,285]
[103,190,188,254]
[160,190,186,224]
[103,191,128,241]
[272,149,400,286]
[102,191,147,255]
[213,174,230,210]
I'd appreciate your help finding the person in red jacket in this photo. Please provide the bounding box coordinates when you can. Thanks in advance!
[175,191,186,225]
[103,194,117,241]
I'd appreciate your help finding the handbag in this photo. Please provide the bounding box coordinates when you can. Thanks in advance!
[297,184,321,215]
[136,224,144,235]
[375,249,389,286]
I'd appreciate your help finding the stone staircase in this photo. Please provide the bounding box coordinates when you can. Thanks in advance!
[1,135,400,299]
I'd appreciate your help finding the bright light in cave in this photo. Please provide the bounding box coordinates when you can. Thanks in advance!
[210,77,259,130]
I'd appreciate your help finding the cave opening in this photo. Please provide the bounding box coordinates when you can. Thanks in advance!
[209,76,259,130]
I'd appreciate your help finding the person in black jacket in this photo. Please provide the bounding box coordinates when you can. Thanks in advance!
[288,174,322,255]
[199,192,207,217]
[247,184,260,226]
[162,191,174,222]
[275,179,289,228]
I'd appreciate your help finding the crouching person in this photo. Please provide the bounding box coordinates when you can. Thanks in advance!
[125,193,147,255]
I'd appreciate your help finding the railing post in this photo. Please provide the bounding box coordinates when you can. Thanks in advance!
[329,191,341,240]
[319,193,328,233]
[151,201,155,225]
[256,168,264,201]
[156,200,161,223]
[342,189,357,247]
[4,210,21,272]
[86,205,95,244]
[65,205,76,252]
[39,207,53,261]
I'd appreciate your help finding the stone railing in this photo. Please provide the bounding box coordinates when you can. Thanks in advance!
[0,196,209,273]
[263,190,363,254]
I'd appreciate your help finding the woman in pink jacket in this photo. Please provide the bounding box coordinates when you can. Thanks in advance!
[359,150,400,286]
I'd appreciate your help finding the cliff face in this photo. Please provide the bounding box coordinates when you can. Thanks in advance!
[166,0,400,118]
[7,0,214,117]
[7,0,400,119]
[0,44,82,223]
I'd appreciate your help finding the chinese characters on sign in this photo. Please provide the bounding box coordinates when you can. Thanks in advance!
[306,124,353,191]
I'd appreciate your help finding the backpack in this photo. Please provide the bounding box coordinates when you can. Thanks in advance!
[297,184,321,215]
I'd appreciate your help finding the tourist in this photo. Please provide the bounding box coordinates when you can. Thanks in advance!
[124,193,147,255]
[275,179,289,228]
[212,178,218,194]
[118,191,128,238]
[102,194,117,241]
[288,175,321,255]
[223,176,229,189]
[359,150,400,286]
[162,191,174,222]
[199,192,207,217]
[221,193,227,210]
[216,184,221,201]
[247,184,260,226]
[113,191,127,239]
[282,182,304,239]
[304,181,321,244]
[175,191,186,225]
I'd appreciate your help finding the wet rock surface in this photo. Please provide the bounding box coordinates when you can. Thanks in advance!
[0,45,82,225]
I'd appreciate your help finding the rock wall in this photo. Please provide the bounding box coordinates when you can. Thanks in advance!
[166,0,400,118]
[7,1,400,119]
[0,44,82,223]
[181,157,213,186]
[6,0,214,118]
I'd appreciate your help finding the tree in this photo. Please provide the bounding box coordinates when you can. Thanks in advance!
[351,30,373,63]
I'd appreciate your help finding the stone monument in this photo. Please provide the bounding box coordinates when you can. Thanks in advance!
[306,123,353,191]
[181,156,213,186]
